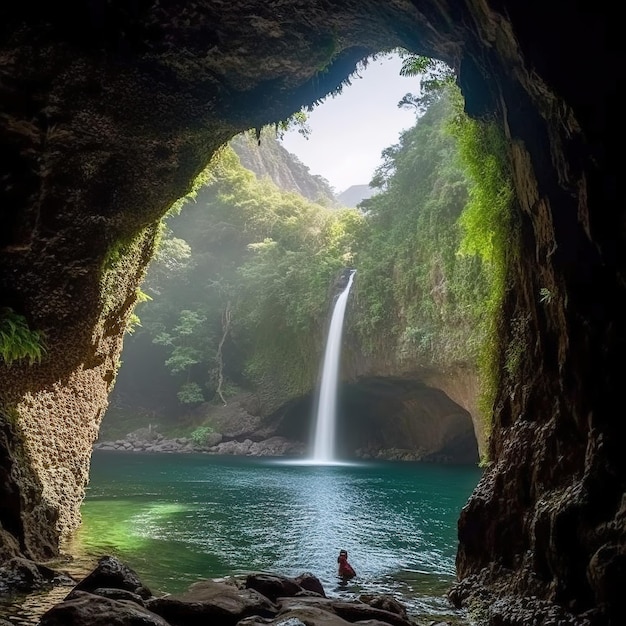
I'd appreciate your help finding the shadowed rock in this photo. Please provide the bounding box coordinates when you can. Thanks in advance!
[72,555,152,599]
[278,597,415,626]
[0,557,75,594]
[66,586,148,607]
[38,590,171,626]
[245,573,307,603]
[358,594,408,620]
[32,555,427,626]
[294,572,326,598]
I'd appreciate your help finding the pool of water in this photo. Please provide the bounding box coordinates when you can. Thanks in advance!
[1,451,482,624]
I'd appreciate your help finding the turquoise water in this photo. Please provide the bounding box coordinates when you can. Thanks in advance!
[66,451,481,619]
[1,451,482,624]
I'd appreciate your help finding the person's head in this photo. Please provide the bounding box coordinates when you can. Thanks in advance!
[338,549,348,561]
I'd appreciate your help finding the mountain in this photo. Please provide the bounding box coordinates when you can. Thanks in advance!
[230,131,339,207]
[337,184,378,208]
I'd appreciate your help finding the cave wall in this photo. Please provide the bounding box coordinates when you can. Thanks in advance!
[0,2,623,624]
[338,377,478,463]
[0,0,456,560]
[343,340,485,458]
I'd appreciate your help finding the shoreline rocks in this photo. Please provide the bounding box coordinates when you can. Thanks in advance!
[34,555,458,626]
[94,429,307,457]
[93,429,455,463]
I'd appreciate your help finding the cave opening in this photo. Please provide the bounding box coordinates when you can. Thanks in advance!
[101,50,483,471]
[267,376,479,464]
[2,3,621,623]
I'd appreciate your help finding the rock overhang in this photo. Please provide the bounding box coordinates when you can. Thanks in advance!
[0,2,623,624]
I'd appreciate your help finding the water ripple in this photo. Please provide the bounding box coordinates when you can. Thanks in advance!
[1,453,481,625]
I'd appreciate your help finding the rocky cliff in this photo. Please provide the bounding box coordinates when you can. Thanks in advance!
[230,131,339,206]
[0,3,623,625]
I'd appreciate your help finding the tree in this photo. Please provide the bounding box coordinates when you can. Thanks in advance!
[122,142,362,414]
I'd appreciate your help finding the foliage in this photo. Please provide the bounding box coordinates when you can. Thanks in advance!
[354,84,488,365]
[126,289,152,335]
[273,112,312,140]
[177,382,205,405]
[112,62,513,449]
[167,160,213,217]
[0,308,46,365]
[539,287,552,304]
[504,315,529,378]
[352,79,513,445]
[100,224,159,334]
[153,310,210,375]
[396,51,455,115]
[190,425,215,446]
[446,96,516,428]
[122,140,361,411]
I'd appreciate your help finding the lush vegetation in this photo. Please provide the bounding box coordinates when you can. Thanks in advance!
[109,69,513,445]
[353,87,481,362]
[112,140,363,424]
[353,81,514,430]
[0,307,46,366]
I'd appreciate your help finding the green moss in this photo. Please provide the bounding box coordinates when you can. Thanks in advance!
[100,225,159,330]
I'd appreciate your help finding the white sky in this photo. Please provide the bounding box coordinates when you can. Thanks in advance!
[280,53,419,194]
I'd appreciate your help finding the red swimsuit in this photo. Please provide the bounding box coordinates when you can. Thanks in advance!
[338,554,356,579]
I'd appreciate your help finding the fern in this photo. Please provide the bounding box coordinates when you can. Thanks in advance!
[0,308,47,365]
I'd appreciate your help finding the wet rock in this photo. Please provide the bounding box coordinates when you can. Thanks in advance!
[66,586,148,606]
[94,433,305,457]
[146,578,279,625]
[32,555,422,626]
[72,555,152,599]
[37,590,170,625]
[0,557,75,594]
[358,594,408,619]
[328,599,415,626]
[240,604,361,626]
[245,573,306,602]
[294,572,326,598]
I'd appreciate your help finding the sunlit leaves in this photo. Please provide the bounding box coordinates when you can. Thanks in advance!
[130,139,362,407]
[396,51,456,116]
[165,346,203,375]
[352,84,496,366]
[173,310,206,336]
[153,234,192,273]
[0,308,46,365]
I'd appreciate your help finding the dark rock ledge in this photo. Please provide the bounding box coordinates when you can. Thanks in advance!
[1,554,458,626]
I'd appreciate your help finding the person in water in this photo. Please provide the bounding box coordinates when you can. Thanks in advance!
[337,549,356,579]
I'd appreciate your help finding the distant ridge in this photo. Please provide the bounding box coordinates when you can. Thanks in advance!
[230,131,339,207]
[337,184,378,208]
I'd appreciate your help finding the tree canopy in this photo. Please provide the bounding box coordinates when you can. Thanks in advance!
[108,75,513,443]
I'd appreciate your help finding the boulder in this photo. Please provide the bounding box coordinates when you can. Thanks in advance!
[245,573,306,602]
[72,555,152,599]
[146,578,279,625]
[0,557,75,594]
[38,590,170,626]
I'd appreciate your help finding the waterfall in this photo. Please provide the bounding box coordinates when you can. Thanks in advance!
[311,270,356,463]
